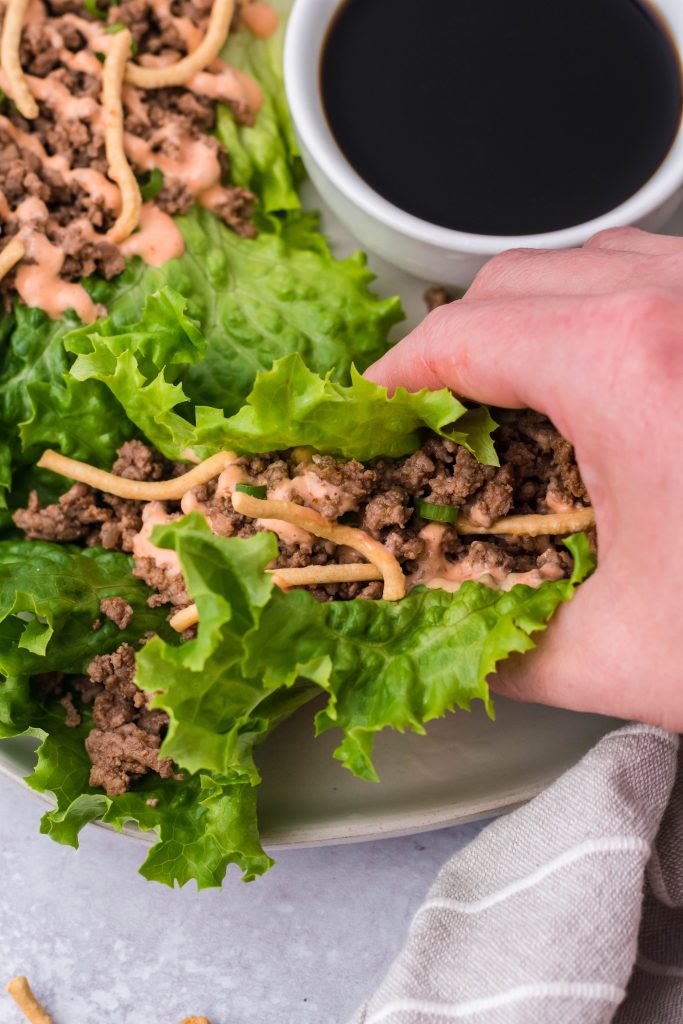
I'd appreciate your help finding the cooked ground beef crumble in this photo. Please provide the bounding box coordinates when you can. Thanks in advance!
[14,416,592,795]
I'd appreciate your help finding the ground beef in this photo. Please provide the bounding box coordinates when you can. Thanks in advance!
[13,484,110,543]
[362,488,411,534]
[12,442,174,550]
[112,440,167,482]
[206,185,258,237]
[84,643,177,797]
[100,596,134,630]
[462,464,515,527]
[60,693,81,727]
[133,557,191,609]
[424,285,457,311]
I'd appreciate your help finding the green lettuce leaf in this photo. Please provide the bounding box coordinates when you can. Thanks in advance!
[217,0,301,213]
[0,540,176,676]
[0,676,273,887]
[1,209,402,501]
[0,305,136,508]
[84,207,402,415]
[199,352,499,463]
[136,517,594,786]
[66,304,497,463]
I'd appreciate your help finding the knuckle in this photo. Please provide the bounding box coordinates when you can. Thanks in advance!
[422,301,455,338]
[606,287,683,379]
[618,286,682,328]
[467,248,536,296]
[584,226,643,250]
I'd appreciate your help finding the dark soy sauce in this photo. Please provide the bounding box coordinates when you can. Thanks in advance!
[320,0,682,235]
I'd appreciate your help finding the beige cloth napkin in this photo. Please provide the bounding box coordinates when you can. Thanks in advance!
[349,723,682,1024]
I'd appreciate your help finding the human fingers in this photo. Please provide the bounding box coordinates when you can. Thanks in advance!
[489,557,683,731]
[463,245,683,301]
[364,290,643,441]
[584,226,683,256]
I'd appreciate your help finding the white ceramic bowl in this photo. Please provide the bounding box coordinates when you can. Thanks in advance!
[284,0,683,284]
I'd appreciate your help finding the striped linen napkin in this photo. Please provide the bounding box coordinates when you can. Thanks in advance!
[349,723,682,1024]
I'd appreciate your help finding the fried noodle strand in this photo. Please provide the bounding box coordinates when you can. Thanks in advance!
[125,0,235,89]
[0,237,25,280]
[5,977,53,1024]
[37,449,239,500]
[0,0,38,118]
[169,564,384,632]
[457,507,595,537]
[231,491,406,600]
[102,28,142,243]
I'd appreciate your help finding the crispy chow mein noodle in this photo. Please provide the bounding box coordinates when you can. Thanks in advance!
[269,563,383,587]
[0,0,38,119]
[457,507,596,537]
[37,449,239,501]
[231,491,407,600]
[170,564,385,632]
[0,238,25,281]
[5,977,53,1024]
[102,28,142,244]
[124,0,235,89]
[4,977,209,1024]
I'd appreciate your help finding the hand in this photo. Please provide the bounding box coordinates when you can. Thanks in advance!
[365,228,683,730]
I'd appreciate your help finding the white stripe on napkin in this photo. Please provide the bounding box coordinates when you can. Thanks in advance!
[416,836,649,918]
[365,981,626,1023]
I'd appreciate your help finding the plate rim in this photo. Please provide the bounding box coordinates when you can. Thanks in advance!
[0,748,555,850]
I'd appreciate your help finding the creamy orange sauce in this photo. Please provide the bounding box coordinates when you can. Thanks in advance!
[120,203,185,265]
[544,487,575,514]
[242,1,278,39]
[28,73,100,121]
[269,470,359,517]
[14,196,49,224]
[15,232,101,323]
[59,47,103,78]
[70,168,122,211]
[132,501,183,574]
[125,132,223,195]
[57,12,110,51]
[406,523,564,594]
[188,64,263,111]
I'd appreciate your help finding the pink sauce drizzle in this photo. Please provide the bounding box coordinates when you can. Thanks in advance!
[15,233,100,323]
[242,1,278,38]
[120,203,185,265]
[125,132,223,195]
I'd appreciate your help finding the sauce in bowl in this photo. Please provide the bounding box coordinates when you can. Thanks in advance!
[320,0,683,236]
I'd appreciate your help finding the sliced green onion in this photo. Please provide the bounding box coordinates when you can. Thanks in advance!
[415,499,459,524]
[84,0,109,20]
[234,482,267,499]
[137,168,165,202]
